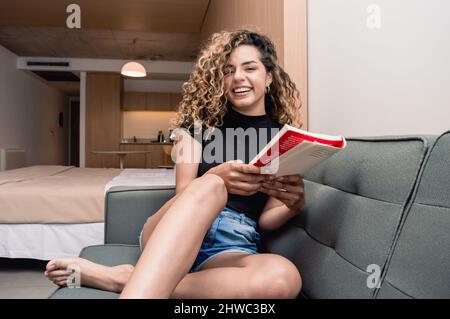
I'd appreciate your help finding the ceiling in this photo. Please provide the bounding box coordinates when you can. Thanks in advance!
[0,27,201,61]
[0,0,209,32]
[0,0,210,94]
[0,0,209,60]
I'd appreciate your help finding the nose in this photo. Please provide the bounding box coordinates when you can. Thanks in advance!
[232,68,245,81]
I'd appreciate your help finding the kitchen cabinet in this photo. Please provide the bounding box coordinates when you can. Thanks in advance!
[118,144,148,168]
[122,92,182,111]
[169,93,183,110]
[122,92,146,110]
[119,144,171,168]
[146,92,170,110]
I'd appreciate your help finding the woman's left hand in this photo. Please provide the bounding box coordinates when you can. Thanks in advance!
[260,175,306,212]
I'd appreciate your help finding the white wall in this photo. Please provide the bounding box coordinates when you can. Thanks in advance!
[0,45,69,166]
[308,0,450,137]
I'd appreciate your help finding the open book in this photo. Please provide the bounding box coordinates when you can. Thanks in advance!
[250,124,346,177]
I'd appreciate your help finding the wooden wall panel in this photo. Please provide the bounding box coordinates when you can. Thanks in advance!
[85,73,122,168]
[284,0,308,129]
[200,0,284,64]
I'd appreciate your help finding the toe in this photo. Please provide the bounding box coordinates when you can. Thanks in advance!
[46,260,56,271]
[46,258,74,272]
[47,269,71,279]
[52,275,69,285]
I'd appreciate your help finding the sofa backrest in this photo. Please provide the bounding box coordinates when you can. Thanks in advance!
[105,186,176,245]
[261,136,432,298]
[376,131,450,298]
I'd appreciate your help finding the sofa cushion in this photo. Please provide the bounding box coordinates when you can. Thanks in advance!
[377,131,450,298]
[48,244,140,299]
[261,136,431,298]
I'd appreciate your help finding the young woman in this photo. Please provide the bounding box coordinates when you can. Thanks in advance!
[45,30,305,299]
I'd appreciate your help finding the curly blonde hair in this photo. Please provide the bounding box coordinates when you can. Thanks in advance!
[171,30,302,131]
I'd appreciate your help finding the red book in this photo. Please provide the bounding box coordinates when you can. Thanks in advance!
[250,124,346,176]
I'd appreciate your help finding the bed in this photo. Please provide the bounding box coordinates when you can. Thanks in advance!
[0,165,175,260]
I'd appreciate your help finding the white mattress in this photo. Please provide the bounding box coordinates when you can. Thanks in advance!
[105,168,176,193]
[0,223,104,260]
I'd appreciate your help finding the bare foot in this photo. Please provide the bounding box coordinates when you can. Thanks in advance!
[44,257,134,293]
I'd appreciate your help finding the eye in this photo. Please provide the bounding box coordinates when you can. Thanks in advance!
[224,67,235,75]
[246,68,256,72]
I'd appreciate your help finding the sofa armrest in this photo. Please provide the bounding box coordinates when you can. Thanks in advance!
[104,186,176,245]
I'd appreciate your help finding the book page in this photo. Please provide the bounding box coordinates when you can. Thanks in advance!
[260,142,340,176]
[259,142,313,175]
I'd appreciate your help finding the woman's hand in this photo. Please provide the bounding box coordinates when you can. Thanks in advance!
[260,175,305,212]
[205,160,266,196]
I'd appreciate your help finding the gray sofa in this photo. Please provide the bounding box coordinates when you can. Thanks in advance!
[49,131,450,299]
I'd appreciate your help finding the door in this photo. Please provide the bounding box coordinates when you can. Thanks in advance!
[70,99,80,166]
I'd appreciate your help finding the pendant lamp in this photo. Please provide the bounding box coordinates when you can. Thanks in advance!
[120,38,146,78]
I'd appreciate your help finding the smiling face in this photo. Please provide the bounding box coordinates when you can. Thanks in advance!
[224,45,272,116]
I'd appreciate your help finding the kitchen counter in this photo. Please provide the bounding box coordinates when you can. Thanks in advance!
[120,142,173,145]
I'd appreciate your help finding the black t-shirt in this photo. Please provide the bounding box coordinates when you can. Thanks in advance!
[185,104,282,221]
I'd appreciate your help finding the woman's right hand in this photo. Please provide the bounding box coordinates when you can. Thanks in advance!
[205,160,267,196]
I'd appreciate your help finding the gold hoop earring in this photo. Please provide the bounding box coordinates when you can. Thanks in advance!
[265,85,270,94]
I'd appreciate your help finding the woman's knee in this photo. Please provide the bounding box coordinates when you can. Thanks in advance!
[249,255,302,299]
[186,174,227,204]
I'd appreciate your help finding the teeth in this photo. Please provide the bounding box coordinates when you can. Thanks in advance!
[234,87,251,93]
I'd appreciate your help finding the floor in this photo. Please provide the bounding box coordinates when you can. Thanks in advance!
[0,258,58,299]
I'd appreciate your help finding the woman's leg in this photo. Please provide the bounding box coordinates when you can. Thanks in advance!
[45,251,301,298]
[45,187,183,290]
[120,174,227,298]
[47,175,300,299]
[170,252,302,299]
[139,191,182,246]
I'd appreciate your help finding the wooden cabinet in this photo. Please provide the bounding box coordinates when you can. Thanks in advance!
[118,145,148,168]
[118,144,170,168]
[148,145,165,167]
[169,93,182,110]
[145,92,170,110]
[122,92,146,110]
[122,92,182,111]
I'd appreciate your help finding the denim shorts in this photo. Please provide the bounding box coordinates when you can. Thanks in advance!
[191,206,261,272]
[138,206,261,273]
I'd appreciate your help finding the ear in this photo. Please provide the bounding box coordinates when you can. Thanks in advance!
[266,72,273,87]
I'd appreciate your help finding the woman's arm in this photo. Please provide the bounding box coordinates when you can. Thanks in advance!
[258,175,306,232]
[174,130,201,194]
[173,129,268,196]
